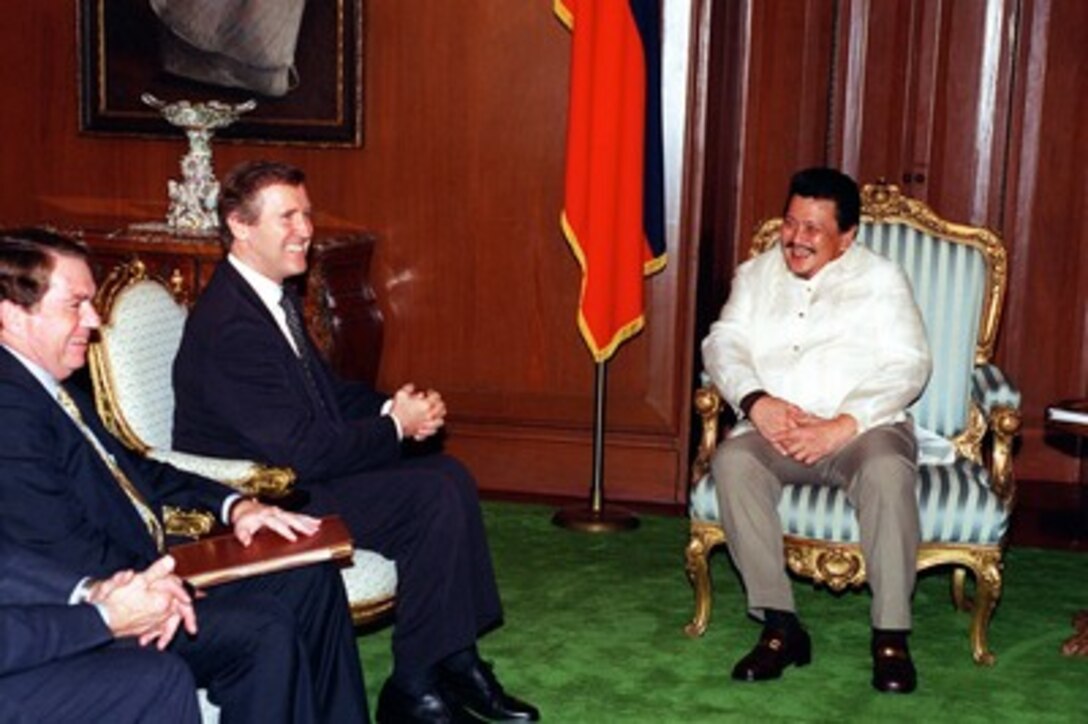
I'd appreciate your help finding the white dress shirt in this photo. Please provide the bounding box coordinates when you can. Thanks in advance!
[702,243,932,438]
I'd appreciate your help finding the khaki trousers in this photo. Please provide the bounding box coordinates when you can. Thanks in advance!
[712,422,920,630]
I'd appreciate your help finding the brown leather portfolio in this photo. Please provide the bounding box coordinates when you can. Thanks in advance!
[170,515,354,588]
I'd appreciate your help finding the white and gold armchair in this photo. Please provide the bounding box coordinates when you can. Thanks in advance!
[89,259,397,625]
[686,182,1021,664]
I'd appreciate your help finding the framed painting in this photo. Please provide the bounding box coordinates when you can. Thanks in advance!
[78,0,364,147]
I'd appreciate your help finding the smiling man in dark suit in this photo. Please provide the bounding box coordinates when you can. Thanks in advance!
[172,160,538,724]
[0,229,368,723]
[0,542,200,723]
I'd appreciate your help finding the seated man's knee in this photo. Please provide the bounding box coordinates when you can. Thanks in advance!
[206,588,303,655]
[141,653,198,703]
[857,454,917,504]
[711,436,773,495]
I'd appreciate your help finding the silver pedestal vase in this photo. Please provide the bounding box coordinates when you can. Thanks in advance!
[141,93,256,236]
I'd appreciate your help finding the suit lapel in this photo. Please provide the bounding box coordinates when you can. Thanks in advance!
[216,262,341,421]
[0,348,157,562]
[56,383,162,559]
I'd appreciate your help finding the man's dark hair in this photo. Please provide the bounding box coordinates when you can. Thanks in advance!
[0,228,89,311]
[785,167,861,232]
[218,160,307,248]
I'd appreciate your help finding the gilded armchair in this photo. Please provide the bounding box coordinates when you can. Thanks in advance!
[685,182,1021,664]
[89,258,397,625]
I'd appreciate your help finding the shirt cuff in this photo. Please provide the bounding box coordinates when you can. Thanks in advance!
[381,400,404,441]
[222,494,243,524]
[740,390,768,418]
[69,576,93,605]
[70,577,111,627]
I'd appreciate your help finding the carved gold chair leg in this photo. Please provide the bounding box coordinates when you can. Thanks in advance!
[968,565,1001,666]
[951,567,970,611]
[684,524,723,637]
[974,574,996,661]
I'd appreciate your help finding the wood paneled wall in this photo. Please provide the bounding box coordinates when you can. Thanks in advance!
[0,1,697,505]
[999,0,1088,483]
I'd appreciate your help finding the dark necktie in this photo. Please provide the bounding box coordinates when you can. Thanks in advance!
[278,290,329,416]
[56,387,165,552]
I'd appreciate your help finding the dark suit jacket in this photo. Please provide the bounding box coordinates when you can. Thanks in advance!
[0,347,367,723]
[173,262,401,483]
[0,347,231,576]
[0,540,110,677]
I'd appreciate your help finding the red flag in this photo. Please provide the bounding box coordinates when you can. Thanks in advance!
[557,0,666,363]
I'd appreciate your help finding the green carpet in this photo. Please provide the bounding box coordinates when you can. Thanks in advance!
[357,502,1088,723]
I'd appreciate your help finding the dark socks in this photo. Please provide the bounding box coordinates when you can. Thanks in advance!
[390,666,434,698]
[440,645,480,674]
[872,628,910,650]
[764,609,803,637]
[393,645,480,696]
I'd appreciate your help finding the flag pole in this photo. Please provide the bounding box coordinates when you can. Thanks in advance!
[552,360,640,532]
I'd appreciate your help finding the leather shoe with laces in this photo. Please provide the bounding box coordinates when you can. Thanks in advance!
[731,626,812,682]
[871,636,917,693]
[438,660,540,722]
[377,679,468,724]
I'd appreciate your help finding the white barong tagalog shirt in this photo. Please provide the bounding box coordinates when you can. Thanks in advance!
[702,243,933,442]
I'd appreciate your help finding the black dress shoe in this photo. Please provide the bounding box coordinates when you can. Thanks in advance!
[871,639,917,693]
[438,660,540,722]
[377,679,462,724]
[731,627,812,682]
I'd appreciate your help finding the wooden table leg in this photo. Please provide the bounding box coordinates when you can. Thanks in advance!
[1061,610,1088,656]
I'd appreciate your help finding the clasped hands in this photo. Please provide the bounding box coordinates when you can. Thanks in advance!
[85,554,196,650]
[390,383,447,441]
[749,395,858,465]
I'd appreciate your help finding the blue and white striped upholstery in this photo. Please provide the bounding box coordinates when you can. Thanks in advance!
[972,363,1021,415]
[861,222,984,439]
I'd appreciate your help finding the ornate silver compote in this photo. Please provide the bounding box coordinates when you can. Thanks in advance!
[141,93,256,235]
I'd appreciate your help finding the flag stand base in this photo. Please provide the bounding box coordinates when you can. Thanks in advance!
[552,362,639,532]
[551,504,640,533]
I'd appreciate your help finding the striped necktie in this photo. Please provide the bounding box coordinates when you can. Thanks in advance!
[279,289,329,416]
[56,387,165,553]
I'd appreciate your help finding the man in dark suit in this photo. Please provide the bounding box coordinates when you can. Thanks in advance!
[0,229,368,723]
[0,541,200,722]
[172,160,538,724]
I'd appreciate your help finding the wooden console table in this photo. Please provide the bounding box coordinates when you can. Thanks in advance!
[1045,399,1088,657]
[62,224,383,385]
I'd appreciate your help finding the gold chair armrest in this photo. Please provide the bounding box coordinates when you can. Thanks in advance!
[147,449,297,498]
[163,506,216,538]
[233,464,298,499]
[691,385,725,484]
[988,405,1021,506]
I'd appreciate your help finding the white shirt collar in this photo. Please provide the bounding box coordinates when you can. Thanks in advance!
[227,254,300,355]
[228,254,286,307]
[777,242,862,289]
[1,342,61,398]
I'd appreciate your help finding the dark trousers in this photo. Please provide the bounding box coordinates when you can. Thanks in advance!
[0,646,199,724]
[302,453,503,675]
[174,562,368,723]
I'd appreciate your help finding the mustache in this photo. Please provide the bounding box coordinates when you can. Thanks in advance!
[784,241,815,253]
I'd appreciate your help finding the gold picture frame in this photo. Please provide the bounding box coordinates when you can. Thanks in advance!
[77,0,364,147]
